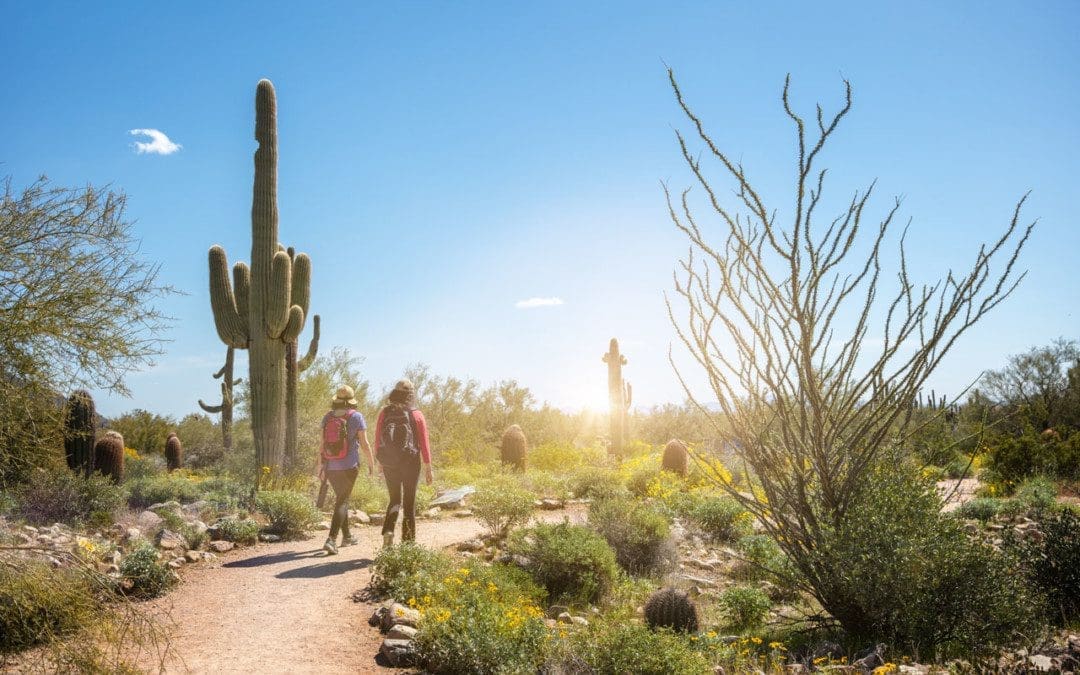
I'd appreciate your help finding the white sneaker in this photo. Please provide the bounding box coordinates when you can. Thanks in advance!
[382,532,394,548]
[323,537,338,555]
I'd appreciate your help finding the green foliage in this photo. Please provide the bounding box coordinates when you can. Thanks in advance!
[16,469,124,526]
[174,413,225,469]
[107,409,176,458]
[196,475,251,511]
[370,542,454,601]
[643,587,699,633]
[1010,507,1080,625]
[555,619,710,675]
[520,470,569,500]
[120,541,176,599]
[733,534,798,588]
[688,495,751,542]
[0,560,99,654]
[529,442,604,473]
[566,466,627,500]
[348,473,388,513]
[589,496,674,576]
[213,518,261,545]
[471,475,535,539]
[718,585,771,632]
[254,490,319,539]
[127,473,201,508]
[986,427,1080,482]
[1014,475,1057,510]
[954,497,1004,522]
[509,522,619,605]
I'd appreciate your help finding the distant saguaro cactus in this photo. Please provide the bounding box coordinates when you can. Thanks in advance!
[63,390,96,477]
[661,439,689,476]
[644,587,699,633]
[208,79,313,471]
[602,338,632,457]
[198,346,241,452]
[500,424,528,471]
[94,431,125,483]
[165,432,183,472]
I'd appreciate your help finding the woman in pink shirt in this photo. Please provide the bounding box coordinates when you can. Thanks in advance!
[374,378,432,547]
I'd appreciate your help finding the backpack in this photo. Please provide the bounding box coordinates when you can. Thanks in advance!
[321,412,353,461]
[376,404,419,466]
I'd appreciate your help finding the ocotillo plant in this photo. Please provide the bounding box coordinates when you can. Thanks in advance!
[602,338,632,457]
[284,268,320,473]
[198,346,242,452]
[94,431,125,483]
[165,432,183,472]
[63,390,96,477]
[208,79,313,471]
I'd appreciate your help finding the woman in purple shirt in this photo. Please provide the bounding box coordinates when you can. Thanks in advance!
[319,385,374,555]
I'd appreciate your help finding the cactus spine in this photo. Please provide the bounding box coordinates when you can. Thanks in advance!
[94,431,125,483]
[208,80,312,471]
[165,432,183,472]
[499,424,527,471]
[602,338,631,457]
[63,390,96,477]
[661,439,689,476]
[644,587,699,633]
[198,346,241,452]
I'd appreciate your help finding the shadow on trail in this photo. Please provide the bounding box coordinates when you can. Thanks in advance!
[222,550,323,569]
[276,558,372,579]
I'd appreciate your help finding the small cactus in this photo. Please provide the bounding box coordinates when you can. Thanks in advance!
[63,390,96,477]
[94,431,125,482]
[661,439,689,476]
[500,424,527,471]
[644,587,699,633]
[165,432,183,472]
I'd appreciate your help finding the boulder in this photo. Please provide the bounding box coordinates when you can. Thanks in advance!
[209,540,234,553]
[380,638,417,668]
[184,550,203,563]
[136,510,164,532]
[348,510,371,525]
[386,624,418,641]
[259,533,281,543]
[457,539,484,553]
[384,603,421,629]
[429,486,475,508]
[157,529,186,550]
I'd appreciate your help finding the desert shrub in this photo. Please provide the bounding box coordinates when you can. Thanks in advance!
[17,469,125,526]
[472,475,535,539]
[212,518,260,545]
[1011,507,1080,625]
[733,534,798,589]
[530,442,604,473]
[688,495,751,542]
[553,619,710,675]
[0,560,99,654]
[589,496,674,576]
[348,474,388,513]
[567,466,627,500]
[945,454,976,480]
[509,522,618,605]
[370,542,454,601]
[0,489,15,516]
[986,428,1080,482]
[196,475,250,511]
[120,541,175,599]
[123,448,163,480]
[255,490,319,539]
[1014,475,1057,510]
[954,497,1003,522]
[626,462,659,497]
[719,585,771,632]
[521,470,569,500]
[127,473,200,508]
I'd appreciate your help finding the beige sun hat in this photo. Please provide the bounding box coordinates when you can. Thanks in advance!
[332,385,358,407]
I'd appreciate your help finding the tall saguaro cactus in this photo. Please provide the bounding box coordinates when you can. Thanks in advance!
[602,338,632,457]
[198,346,241,452]
[208,79,312,471]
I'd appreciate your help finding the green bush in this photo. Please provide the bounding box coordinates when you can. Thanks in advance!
[196,475,251,511]
[0,560,100,654]
[255,490,320,539]
[120,541,176,599]
[127,473,201,508]
[589,497,674,576]
[1015,475,1057,510]
[529,442,605,473]
[370,542,454,601]
[945,455,976,480]
[124,452,163,480]
[348,474,388,513]
[16,469,125,526]
[521,469,570,500]
[1011,507,1080,625]
[509,522,618,605]
[213,518,261,545]
[567,466,627,501]
[954,497,1003,522]
[689,495,751,542]
[472,475,535,539]
[733,534,798,589]
[986,428,1080,482]
[719,585,771,632]
[554,619,710,674]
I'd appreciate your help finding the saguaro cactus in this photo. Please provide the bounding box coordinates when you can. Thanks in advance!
[63,390,96,477]
[208,79,312,471]
[602,338,632,457]
[94,431,125,483]
[284,270,320,472]
[198,346,241,452]
[165,432,183,472]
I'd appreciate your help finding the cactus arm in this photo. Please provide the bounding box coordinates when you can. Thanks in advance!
[209,246,249,348]
[290,252,311,318]
[280,305,305,342]
[298,314,320,372]
[266,250,293,338]
[233,262,250,325]
[625,381,633,409]
[199,399,225,414]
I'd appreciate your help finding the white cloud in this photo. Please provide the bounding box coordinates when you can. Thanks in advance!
[129,128,182,155]
[515,297,564,309]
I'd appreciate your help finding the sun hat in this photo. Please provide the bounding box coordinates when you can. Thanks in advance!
[332,385,358,407]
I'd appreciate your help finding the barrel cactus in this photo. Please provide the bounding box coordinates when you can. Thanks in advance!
[63,390,96,477]
[644,587,699,633]
[661,439,689,477]
[165,432,183,472]
[499,424,527,471]
[93,431,125,483]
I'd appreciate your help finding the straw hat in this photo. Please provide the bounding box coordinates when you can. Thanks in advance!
[332,385,358,407]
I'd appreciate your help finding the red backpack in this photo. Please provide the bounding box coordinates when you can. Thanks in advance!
[321,412,353,461]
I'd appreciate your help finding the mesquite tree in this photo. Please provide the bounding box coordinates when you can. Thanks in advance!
[665,71,1032,619]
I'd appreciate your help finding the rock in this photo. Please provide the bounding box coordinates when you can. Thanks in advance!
[259,533,281,543]
[385,603,421,629]
[181,500,208,517]
[429,486,475,508]
[22,525,38,533]
[546,604,570,619]
[511,555,531,569]
[457,539,485,552]
[368,607,388,628]
[185,550,202,563]
[1028,655,1054,672]
[423,507,441,518]
[453,509,473,518]
[314,521,331,531]
[157,529,186,550]
[189,520,208,536]
[557,612,573,624]
[167,557,185,569]
[368,513,385,526]
[348,510,371,524]
[784,665,809,674]
[544,618,557,628]
[136,510,164,531]
[570,616,589,627]
[539,498,564,510]
[676,574,716,588]
[386,624,418,640]
[380,638,418,668]
[898,666,930,674]
[124,527,142,541]
[202,552,218,562]
[209,541,234,553]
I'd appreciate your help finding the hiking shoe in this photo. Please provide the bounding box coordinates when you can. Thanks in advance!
[323,537,338,555]
[382,532,394,548]
[340,535,358,547]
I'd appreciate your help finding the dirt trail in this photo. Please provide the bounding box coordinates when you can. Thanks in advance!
[135,508,584,674]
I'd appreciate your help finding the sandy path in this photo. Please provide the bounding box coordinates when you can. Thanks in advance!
[135,508,584,674]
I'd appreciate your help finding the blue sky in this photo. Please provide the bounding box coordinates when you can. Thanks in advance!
[2,1,1077,419]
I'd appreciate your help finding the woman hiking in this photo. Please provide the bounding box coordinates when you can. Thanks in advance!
[374,378,433,547]
[319,385,374,555]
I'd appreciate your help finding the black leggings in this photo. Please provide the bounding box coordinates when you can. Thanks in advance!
[382,458,421,541]
[326,467,358,539]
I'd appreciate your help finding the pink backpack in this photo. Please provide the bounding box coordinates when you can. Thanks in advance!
[321,412,353,461]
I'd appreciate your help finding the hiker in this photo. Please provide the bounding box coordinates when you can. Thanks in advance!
[374,378,433,546]
[319,385,374,555]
